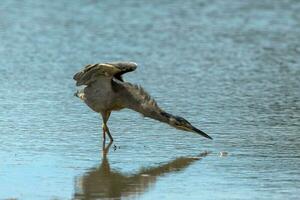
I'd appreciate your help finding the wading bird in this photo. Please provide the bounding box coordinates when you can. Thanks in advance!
[73,62,212,142]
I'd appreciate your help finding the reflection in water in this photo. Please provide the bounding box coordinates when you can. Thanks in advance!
[74,142,209,200]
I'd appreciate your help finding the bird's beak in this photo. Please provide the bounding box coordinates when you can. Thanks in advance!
[190,125,213,140]
[175,122,212,140]
[171,115,213,140]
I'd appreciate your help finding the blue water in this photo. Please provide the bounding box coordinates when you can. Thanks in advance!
[0,0,300,199]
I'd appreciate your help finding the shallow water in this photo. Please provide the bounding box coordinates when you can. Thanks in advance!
[1,0,300,199]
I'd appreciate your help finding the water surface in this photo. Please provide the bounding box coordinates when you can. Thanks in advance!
[0,0,300,199]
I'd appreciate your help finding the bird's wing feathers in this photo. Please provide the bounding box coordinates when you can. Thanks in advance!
[73,62,137,86]
[105,62,137,73]
[105,62,137,81]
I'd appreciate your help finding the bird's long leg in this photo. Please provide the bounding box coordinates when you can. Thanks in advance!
[101,111,113,142]
[102,126,106,143]
[105,126,114,142]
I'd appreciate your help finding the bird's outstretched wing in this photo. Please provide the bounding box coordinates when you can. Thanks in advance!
[73,62,137,86]
[104,62,137,81]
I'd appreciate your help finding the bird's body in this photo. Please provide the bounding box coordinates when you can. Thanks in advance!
[83,77,124,112]
[74,62,212,142]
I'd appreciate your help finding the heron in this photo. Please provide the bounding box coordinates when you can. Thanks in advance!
[73,62,212,142]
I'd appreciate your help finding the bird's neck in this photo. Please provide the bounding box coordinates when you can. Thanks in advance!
[158,111,173,124]
[136,107,172,125]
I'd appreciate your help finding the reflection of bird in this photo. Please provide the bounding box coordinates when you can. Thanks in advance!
[73,142,209,199]
[73,62,212,142]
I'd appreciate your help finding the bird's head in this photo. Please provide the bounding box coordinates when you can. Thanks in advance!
[167,115,212,140]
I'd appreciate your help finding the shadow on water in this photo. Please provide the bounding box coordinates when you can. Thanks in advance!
[73,142,209,200]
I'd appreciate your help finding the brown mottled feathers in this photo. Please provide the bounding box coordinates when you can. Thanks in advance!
[73,62,137,85]
[105,62,137,81]
[129,83,159,109]
[112,78,161,115]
